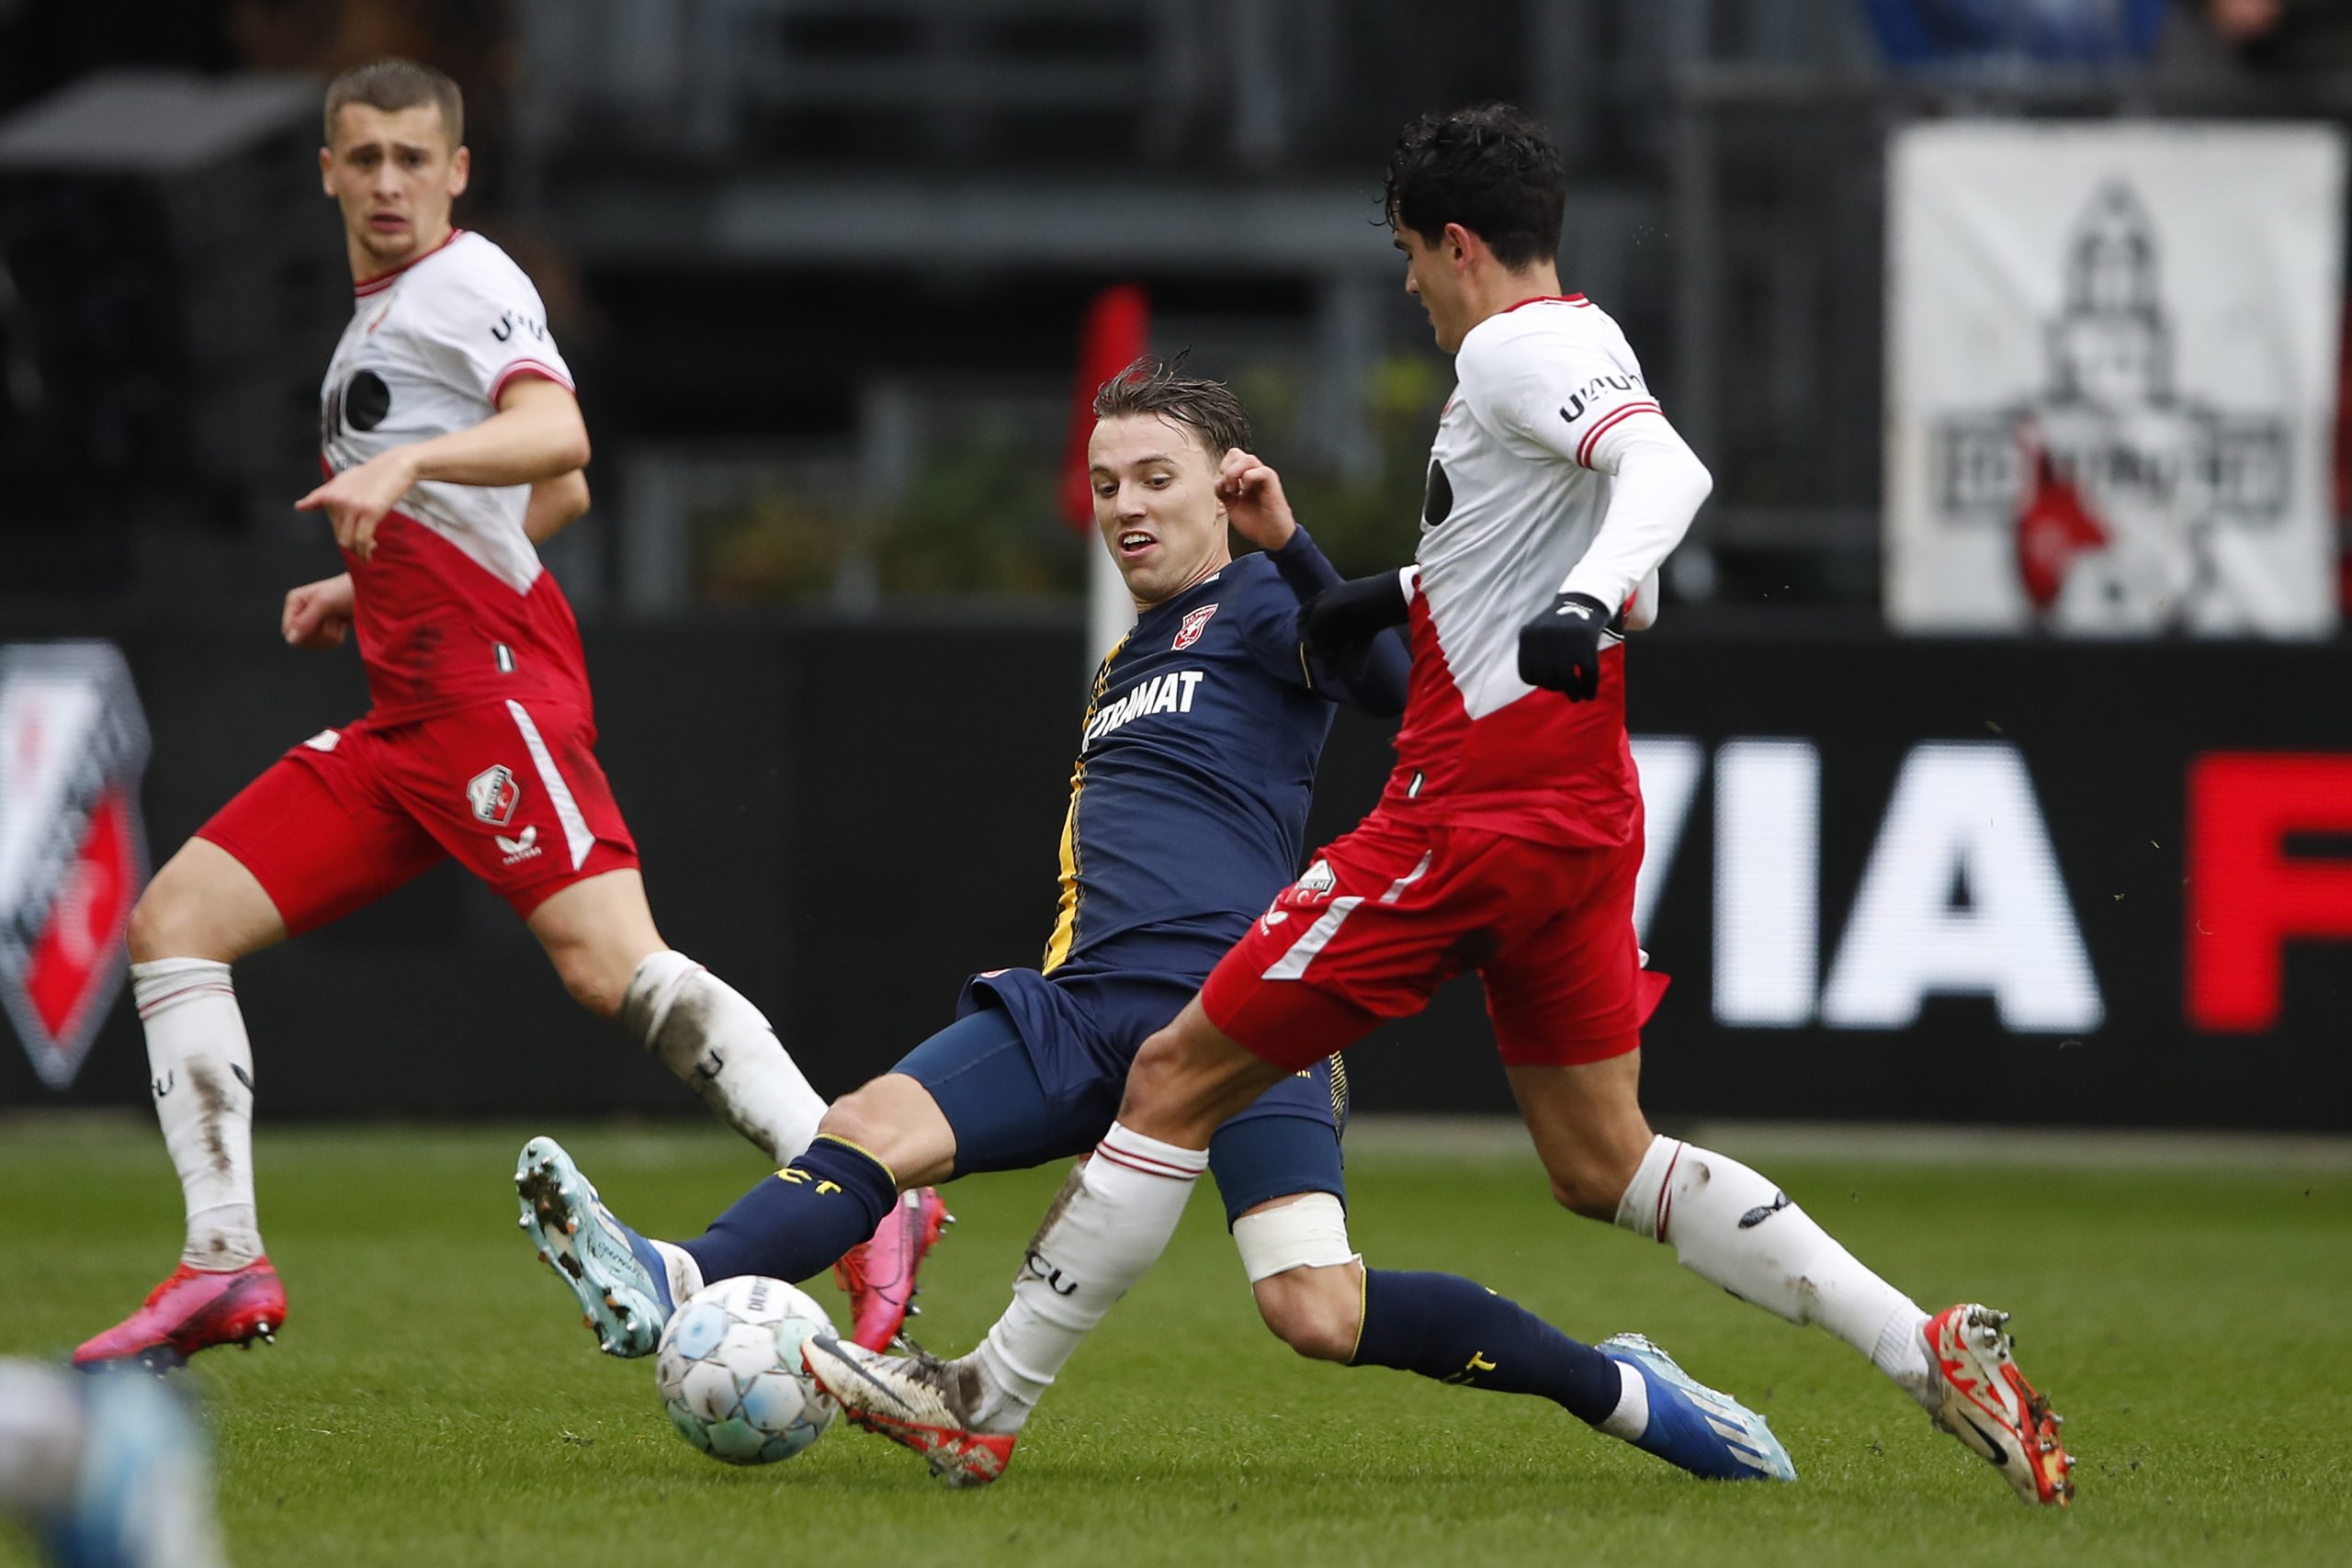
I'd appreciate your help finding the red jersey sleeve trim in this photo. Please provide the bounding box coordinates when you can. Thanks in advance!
[489,358,577,405]
[1575,400,1662,468]
[354,228,468,297]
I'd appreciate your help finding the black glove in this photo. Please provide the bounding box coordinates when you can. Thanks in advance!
[1517,592,1611,701]
[1300,572,1409,658]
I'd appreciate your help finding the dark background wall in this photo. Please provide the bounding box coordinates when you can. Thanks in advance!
[5,622,2346,1129]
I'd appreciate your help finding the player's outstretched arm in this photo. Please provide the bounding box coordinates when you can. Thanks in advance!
[282,573,355,650]
[525,468,592,545]
[297,378,591,560]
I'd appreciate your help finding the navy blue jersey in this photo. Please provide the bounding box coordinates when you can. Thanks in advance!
[1041,527,1406,980]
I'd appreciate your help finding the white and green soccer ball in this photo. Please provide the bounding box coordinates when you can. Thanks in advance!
[655,1275,838,1464]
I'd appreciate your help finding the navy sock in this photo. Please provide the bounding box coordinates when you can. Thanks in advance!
[681,1134,898,1287]
[1349,1269,1623,1427]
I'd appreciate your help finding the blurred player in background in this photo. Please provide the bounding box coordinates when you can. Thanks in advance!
[0,1361,226,1567]
[71,59,900,1371]
[512,362,1789,1485]
[814,104,2076,1509]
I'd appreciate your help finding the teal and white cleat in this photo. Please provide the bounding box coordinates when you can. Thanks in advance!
[1600,1333,1796,1483]
[514,1135,680,1358]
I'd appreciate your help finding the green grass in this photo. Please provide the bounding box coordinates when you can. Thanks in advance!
[4,1120,2346,1566]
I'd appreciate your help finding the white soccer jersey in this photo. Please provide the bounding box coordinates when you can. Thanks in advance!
[321,230,572,596]
[1385,294,1697,849]
[319,230,587,724]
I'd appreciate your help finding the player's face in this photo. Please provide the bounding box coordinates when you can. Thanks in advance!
[1394,222,1469,353]
[1088,414,1232,608]
[320,103,469,269]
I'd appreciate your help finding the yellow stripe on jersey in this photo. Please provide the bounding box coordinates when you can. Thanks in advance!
[1042,630,1132,974]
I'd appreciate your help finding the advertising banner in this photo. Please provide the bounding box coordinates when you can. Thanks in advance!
[0,642,151,1090]
[1885,122,2345,637]
[3,626,2344,1129]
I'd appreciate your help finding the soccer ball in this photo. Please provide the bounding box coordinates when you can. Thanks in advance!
[654,1275,838,1464]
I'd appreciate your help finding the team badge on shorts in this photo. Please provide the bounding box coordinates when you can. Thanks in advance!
[467,764,522,826]
[0,642,152,1090]
[1172,603,1219,650]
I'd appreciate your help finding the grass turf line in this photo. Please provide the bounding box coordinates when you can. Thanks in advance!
[2,1122,2346,1567]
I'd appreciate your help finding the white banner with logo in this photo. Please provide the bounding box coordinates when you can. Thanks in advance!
[1886,122,2345,637]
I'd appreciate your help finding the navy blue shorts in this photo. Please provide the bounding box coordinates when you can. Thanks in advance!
[892,966,1347,1226]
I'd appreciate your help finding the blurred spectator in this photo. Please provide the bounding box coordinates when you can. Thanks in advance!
[2200,0,2352,70]
[1863,0,2170,65]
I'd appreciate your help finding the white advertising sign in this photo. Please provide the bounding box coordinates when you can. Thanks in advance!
[1886,122,2344,637]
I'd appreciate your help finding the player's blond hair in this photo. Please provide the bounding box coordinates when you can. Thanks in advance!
[323,59,464,149]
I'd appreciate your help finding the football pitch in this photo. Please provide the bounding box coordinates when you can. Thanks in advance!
[4,1118,2346,1567]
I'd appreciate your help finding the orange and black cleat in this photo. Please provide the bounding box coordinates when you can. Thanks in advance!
[801,1331,1015,1487]
[1924,1303,2075,1506]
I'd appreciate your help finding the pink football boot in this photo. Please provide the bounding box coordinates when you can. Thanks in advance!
[74,1258,287,1372]
[833,1187,952,1351]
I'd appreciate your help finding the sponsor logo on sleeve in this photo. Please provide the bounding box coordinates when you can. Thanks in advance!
[0,643,152,1090]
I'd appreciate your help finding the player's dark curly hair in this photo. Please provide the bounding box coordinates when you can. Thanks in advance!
[1384,103,1566,271]
[1091,355,1251,459]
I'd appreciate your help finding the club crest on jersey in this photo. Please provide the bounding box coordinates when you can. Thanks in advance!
[467,765,522,826]
[0,643,153,1091]
[1293,859,1337,902]
[1172,604,1219,651]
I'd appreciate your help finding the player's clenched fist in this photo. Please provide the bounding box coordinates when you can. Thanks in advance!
[1517,592,1611,701]
[1215,447,1297,552]
[282,572,356,650]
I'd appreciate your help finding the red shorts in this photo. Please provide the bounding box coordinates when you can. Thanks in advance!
[1200,807,1665,1072]
[196,696,639,932]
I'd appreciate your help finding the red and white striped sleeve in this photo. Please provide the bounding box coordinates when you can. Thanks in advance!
[410,240,576,412]
[1468,321,1710,613]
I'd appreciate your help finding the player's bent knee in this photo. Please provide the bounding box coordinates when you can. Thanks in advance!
[1251,1264,1363,1362]
[1235,1194,1361,1360]
[811,1075,951,1187]
[543,933,656,1021]
[1118,1008,1280,1143]
[813,1088,893,1157]
[127,844,270,964]
[1544,1157,1635,1221]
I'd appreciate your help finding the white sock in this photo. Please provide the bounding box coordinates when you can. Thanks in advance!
[1596,1360,1650,1442]
[1616,1136,1934,1409]
[0,1361,83,1513]
[620,951,827,1165]
[133,960,261,1271]
[972,1127,1207,1433]
[650,1239,704,1306]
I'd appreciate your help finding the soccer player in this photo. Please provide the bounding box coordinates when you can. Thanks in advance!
[810,105,2077,1507]
[514,360,1792,1485]
[73,60,849,1371]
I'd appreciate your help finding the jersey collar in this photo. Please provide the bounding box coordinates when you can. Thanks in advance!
[1500,293,1589,311]
[354,227,467,298]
